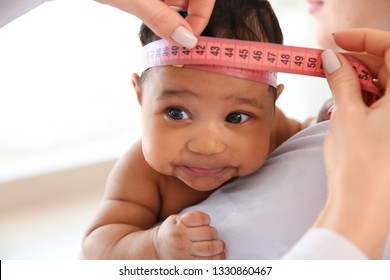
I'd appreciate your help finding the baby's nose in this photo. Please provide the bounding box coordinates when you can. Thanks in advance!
[186,125,226,155]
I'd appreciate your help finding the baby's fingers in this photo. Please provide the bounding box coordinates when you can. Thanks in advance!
[186,225,219,241]
[179,211,211,227]
[191,240,226,259]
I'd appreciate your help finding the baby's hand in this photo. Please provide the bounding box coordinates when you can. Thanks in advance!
[154,211,226,259]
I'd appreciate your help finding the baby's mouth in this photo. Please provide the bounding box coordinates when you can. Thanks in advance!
[184,166,226,176]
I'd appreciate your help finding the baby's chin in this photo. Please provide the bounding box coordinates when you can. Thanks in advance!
[178,175,233,192]
[183,179,226,192]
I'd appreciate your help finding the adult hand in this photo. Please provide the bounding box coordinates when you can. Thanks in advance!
[96,0,216,48]
[316,28,390,259]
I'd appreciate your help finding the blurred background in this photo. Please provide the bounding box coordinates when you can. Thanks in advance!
[0,0,330,259]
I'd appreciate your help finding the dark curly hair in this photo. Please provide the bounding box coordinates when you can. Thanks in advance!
[139,0,283,45]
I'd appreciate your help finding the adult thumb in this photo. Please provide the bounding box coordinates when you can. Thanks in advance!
[133,2,198,48]
[321,50,364,110]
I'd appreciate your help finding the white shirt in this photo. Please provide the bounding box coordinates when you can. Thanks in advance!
[282,228,367,259]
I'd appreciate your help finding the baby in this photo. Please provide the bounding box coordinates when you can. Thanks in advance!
[82,0,307,259]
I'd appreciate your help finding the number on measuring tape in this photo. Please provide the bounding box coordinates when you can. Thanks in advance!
[143,36,382,105]
[210,46,220,56]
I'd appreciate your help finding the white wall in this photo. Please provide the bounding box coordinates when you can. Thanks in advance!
[0,0,143,182]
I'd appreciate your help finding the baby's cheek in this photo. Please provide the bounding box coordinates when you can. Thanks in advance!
[144,146,174,175]
[241,148,269,176]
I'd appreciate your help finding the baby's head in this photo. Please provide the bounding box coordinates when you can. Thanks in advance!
[133,0,284,191]
[139,0,282,45]
[139,0,282,86]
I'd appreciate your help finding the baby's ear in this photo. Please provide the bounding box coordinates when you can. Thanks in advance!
[132,73,142,105]
[275,84,284,99]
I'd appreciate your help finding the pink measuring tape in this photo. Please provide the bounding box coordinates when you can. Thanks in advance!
[143,36,382,105]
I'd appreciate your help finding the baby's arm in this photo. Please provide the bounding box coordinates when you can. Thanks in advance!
[82,141,225,259]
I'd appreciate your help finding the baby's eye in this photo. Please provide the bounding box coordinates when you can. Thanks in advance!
[225,112,251,124]
[166,108,190,120]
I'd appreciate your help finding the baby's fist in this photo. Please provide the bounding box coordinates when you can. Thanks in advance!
[178,211,226,259]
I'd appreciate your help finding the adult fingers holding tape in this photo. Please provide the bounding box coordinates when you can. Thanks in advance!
[332,28,390,93]
[321,50,362,113]
[165,0,216,36]
[97,0,215,48]
[322,28,390,114]
[318,28,390,120]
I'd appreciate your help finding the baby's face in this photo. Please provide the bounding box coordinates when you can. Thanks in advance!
[136,66,276,191]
